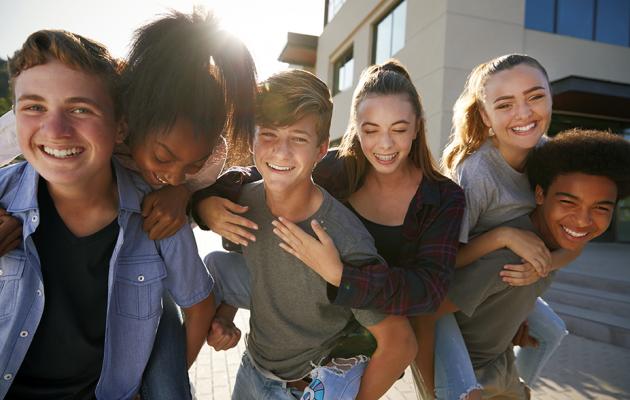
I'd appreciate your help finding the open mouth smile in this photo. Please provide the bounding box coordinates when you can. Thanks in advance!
[561,225,589,239]
[373,152,398,162]
[41,145,84,159]
[266,162,294,172]
[510,122,537,135]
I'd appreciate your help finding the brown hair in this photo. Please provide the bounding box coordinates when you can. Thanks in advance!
[256,69,332,145]
[442,54,550,177]
[338,59,443,195]
[122,10,257,166]
[8,29,123,119]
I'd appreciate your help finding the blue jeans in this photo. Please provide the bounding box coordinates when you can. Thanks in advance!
[204,251,252,310]
[301,356,369,400]
[434,314,481,400]
[434,298,567,399]
[232,352,304,400]
[140,294,191,399]
[514,297,568,385]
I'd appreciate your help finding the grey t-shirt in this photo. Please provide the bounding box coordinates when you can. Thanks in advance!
[448,215,554,369]
[240,181,386,380]
[454,139,538,243]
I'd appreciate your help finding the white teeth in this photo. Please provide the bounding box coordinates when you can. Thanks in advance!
[42,146,82,158]
[267,162,293,171]
[562,226,588,238]
[155,174,168,184]
[374,153,397,161]
[512,123,536,132]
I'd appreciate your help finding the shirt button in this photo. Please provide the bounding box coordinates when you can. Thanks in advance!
[137,275,145,282]
[31,214,38,223]
[36,289,42,296]
[19,330,29,338]
[3,373,12,381]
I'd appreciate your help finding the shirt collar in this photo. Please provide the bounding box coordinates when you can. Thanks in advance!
[6,158,147,215]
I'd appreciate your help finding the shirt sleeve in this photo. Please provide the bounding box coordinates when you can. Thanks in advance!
[457,167,493,243]
[159,225,214,308]
[0,111,22,166]
[332,182,465,315]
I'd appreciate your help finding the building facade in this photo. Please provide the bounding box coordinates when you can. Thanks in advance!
[282,0,630,242]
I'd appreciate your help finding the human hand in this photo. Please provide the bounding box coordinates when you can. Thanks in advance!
[272,217,343,286]
[501,227,551,277]
[0,209,21,256]
[512,320,539,348]
[206,315,241,351]
[500,262,542,286]
[141,185,191,240]
[196,196,257,246]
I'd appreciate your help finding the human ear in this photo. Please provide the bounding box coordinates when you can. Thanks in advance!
[479,104,492,128]
[115,120,128,144]
[535,184,545,205]
[317,139,329,162]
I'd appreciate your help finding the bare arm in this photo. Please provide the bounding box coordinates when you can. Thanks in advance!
[182,294,216,368]
[356,315,417,400]
[0,208,21,256]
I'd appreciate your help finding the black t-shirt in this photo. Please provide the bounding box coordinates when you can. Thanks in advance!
[348,204,403,266]
[7,179,118,400]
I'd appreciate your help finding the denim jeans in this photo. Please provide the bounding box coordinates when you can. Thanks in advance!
[301,356,368,400]
[204,251,251,310]
[514,297,568,385]
[434,298,567,399]
[232,352,304,400]
[434,314,481,400]
[140,294,191,399]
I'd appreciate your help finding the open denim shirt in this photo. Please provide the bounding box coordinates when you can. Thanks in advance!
[0,159,213,399]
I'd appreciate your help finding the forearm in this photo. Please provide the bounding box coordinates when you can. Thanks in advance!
[456,227,507,268]
[550,248,581,271]
[182,294,216,367]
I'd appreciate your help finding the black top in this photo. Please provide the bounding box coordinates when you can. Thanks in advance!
[7,179,118,400]
[347,203,403,266]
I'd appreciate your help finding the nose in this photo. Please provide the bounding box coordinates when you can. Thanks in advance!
[574,207,593,227]
[515,101,533,120]
[273,137,291,157]
[41,110,72,138]
[379,132,394,149]
[164,166,186,186]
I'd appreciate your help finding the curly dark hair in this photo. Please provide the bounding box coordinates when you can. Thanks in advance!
[527,129,630,200]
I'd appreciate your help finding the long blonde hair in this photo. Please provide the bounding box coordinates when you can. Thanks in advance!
[441,54,549,177]
[338,59,444,196]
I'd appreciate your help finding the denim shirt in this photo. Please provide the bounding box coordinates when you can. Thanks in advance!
[0,160,213,399]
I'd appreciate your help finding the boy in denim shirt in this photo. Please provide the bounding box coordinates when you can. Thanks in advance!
[203,70,416,400]
[0,30,214,399]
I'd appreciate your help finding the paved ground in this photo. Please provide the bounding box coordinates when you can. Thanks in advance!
[190,230,630,399]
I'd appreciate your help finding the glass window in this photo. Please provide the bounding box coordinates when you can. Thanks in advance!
[327,0,347,24]
[556,0,595,40]
[596,0,630,46]
[374,1,407,64]
[525,0,556,32]
[333,48,354,95]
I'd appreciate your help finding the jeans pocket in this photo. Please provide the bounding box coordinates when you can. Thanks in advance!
[115,256,167,319]
[0,253,26,319]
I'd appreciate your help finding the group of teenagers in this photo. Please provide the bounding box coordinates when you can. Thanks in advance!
[0,8,629,400]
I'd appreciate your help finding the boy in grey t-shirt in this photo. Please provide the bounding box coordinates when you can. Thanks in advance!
[448,129,630,399]
[204,70,416,400]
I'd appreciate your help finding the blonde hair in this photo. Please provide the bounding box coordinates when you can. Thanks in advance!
[256,69,332,145]
[441,54,549,177]
[338,59,444,195]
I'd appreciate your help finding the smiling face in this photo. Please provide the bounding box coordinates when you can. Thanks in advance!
[480,64,552,155]
[533,173,617,252]
[14,59,121,189]
[253,113,327,195]
[355,94,417,175]
[130,117,213,187]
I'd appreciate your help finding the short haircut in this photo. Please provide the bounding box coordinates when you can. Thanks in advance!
[256,69,332,145]
[122,10,257,164]
[527,129,630,200]
[8,30,123,119]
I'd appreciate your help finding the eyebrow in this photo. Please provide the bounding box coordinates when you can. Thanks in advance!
[17,94,104,109]
[361,119,410,127]
[555,192,616,206]
[493,86,546,104]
